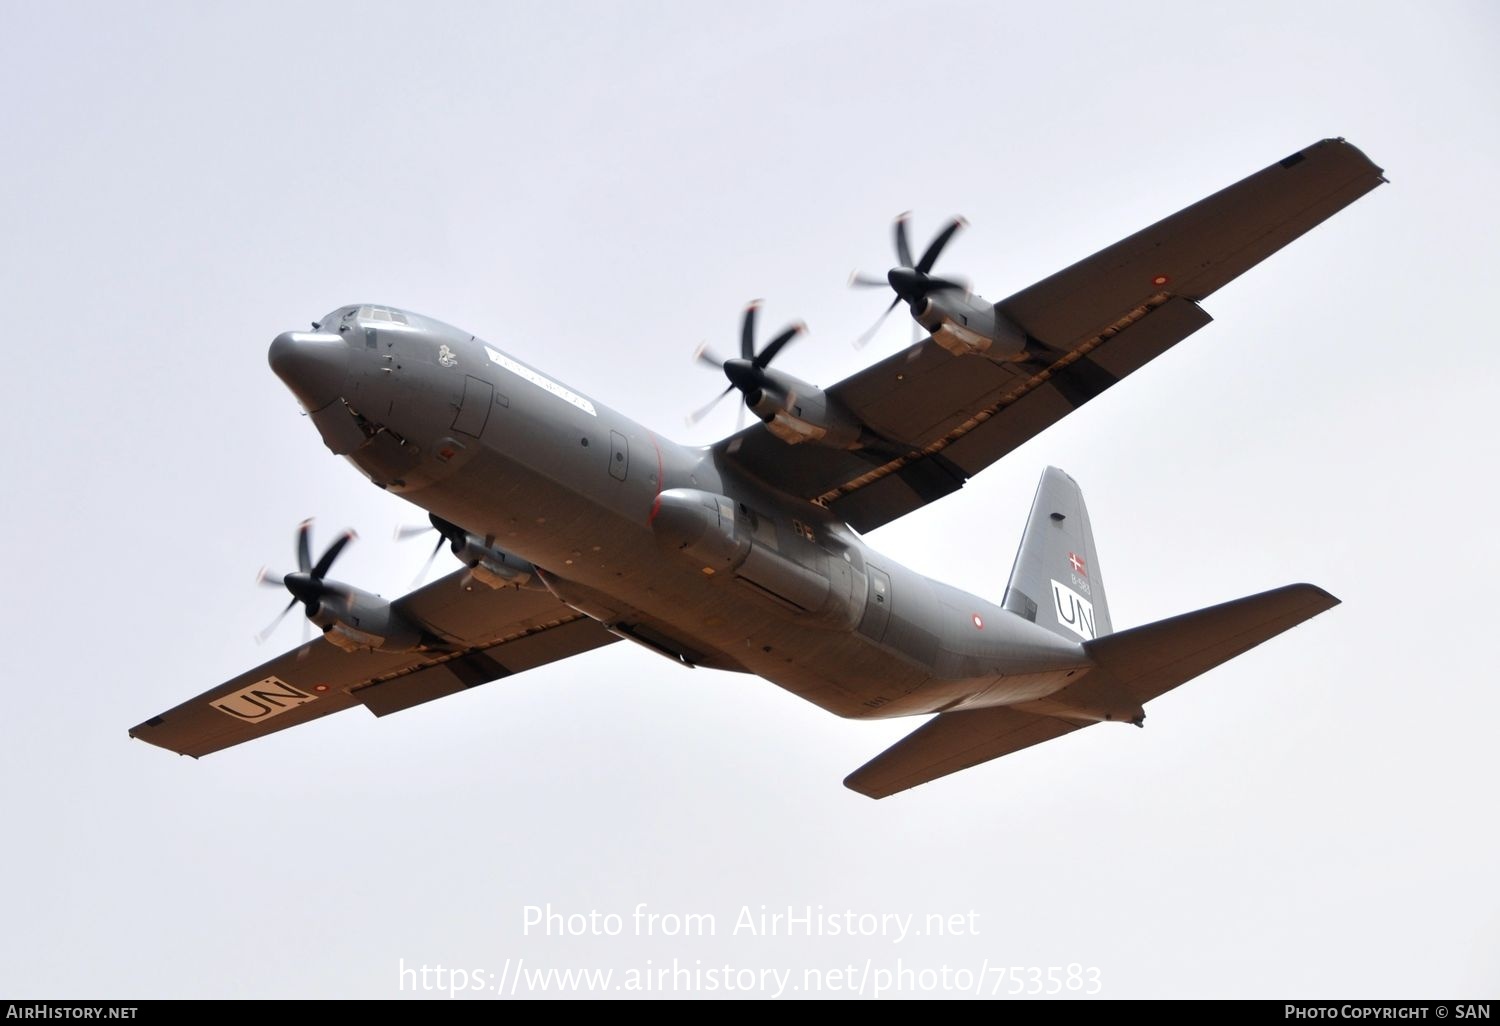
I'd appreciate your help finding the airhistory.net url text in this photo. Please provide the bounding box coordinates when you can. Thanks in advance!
[398,957,1103,998]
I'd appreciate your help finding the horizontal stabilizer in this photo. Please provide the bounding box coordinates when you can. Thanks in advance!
[1075,582,1339,708]
[844,706,1083,799]
[844,583,1339,799]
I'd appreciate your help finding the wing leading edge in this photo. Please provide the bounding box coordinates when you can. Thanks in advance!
[129,570,618,759]
[719,139,1385,533]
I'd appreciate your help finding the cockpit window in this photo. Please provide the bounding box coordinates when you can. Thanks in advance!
[359,305,408,325]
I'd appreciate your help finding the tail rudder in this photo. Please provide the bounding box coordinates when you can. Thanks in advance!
[1002,466,1112,642]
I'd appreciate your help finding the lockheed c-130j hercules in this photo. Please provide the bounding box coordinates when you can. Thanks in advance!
[131,139,1385,797]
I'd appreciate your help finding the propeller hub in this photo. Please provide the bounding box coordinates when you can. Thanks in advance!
[723,358,763,391]
[887,266,928,302]
[851,214,966,349]
[256,521,356,644]
[687,306,801,426]
[283,572,321,605]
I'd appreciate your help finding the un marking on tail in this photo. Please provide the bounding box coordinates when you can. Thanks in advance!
[1051,580,1096,640]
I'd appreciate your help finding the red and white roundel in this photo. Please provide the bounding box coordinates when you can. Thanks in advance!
[1152,274,1170,287]
[971,613,984,630]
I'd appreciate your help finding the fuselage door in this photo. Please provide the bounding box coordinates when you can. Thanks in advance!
[859,566,892,643]
[452,375,494,437]
[609,430,629,481]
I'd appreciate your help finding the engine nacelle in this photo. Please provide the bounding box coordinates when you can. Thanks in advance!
[650,489,862,628]
[308,589,424,653]
[744,368,863,449]
[913,289,1030,360]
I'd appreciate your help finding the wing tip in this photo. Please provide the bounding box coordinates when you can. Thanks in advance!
[842,772,892,800]
[1286,581,1341,612]
[1316,137,1387,181]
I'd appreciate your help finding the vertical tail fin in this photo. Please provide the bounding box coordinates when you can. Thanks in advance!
[1002,467,1112,642]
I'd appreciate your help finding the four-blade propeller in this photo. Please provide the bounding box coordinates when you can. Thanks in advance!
[850,212,967,348]
[255,519,356,643]
[688,300,805,429]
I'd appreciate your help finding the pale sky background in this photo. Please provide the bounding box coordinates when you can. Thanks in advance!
[2,0,1496,999]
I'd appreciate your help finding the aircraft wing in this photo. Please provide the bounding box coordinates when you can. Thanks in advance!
[129,570,618,758]
[718,138,1385,533]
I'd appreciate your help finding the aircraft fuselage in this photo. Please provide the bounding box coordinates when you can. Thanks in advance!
[275,304,1092,721]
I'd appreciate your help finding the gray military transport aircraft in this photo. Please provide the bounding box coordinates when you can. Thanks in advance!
[131,139,1384,797]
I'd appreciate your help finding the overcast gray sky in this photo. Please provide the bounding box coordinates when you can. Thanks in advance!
[2,0,1496,999]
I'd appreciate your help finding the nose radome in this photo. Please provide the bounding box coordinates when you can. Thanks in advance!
[268,332,350,412]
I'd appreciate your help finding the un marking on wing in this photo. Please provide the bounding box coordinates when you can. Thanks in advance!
[1050,579,1096,640]
[213,676,318,721]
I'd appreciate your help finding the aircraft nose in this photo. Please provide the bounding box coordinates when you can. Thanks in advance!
[268,331,350,412]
